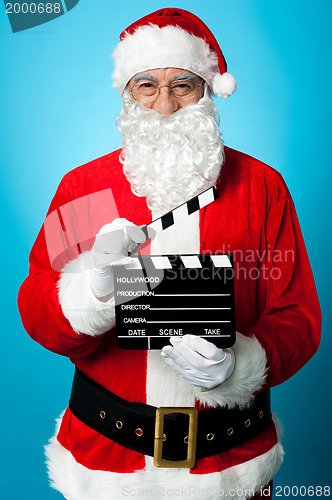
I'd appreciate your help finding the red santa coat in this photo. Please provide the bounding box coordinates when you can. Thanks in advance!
[18,146,321,500]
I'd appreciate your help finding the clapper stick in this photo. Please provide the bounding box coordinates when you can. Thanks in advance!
[140,186,219,241]
[113,185,236,350]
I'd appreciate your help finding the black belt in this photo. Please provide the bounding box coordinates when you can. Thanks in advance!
[69,368,271,468]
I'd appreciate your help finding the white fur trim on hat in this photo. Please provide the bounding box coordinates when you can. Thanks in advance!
[112,24,219,94]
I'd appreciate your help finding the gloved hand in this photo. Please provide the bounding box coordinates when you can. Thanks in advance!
[90,218,146,298]
[160,335,235,389]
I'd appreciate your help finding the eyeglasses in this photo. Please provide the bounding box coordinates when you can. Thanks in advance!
[129,79,203,103]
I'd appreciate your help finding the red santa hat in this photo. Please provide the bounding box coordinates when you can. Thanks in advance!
[112,8,237,99]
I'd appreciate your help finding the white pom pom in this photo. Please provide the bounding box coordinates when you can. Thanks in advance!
[213,72,237,99]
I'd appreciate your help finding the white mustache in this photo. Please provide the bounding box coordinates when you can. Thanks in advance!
[117,94,224,213]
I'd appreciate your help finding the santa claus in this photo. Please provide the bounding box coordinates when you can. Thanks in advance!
[18,8,321,500]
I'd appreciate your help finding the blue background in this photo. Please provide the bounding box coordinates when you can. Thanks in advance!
[1,0,331,498]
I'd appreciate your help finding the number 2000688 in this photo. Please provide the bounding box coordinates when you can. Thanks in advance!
[6,3,61,14]
[275,486,330,497]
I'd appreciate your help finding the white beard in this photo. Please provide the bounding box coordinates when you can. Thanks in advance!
[117,93,224,214]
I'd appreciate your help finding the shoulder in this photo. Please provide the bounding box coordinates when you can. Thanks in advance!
[223,146,288,191]
[63,149,122,183]
[223,146,291,210]
[56,149,123,198]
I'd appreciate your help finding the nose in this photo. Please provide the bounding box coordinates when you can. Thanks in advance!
[152,86,179,115]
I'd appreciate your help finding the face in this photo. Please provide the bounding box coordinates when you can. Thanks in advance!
[127,68,205,116]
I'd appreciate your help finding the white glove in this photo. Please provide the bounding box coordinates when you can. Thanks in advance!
[160,335,235,389]
[90,218,146,298]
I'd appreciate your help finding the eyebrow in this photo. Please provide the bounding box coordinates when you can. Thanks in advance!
[133,74,157,83]
[133,73,198,84]
[171,75,197,83]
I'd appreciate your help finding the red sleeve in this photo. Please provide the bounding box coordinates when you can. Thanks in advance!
[248,195,321,388]
[17,178,104,358]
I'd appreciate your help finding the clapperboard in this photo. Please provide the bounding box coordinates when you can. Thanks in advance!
[140,186,219,240]
[114,187,236,350]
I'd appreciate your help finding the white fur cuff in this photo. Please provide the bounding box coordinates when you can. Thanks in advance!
[195,333,267,409]
[58,252,116,336]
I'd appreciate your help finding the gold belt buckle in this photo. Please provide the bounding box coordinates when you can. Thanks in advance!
[154,407,198,468]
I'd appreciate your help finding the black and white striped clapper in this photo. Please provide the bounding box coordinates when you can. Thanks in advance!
[114,254,236,350]
[141,186,219,241]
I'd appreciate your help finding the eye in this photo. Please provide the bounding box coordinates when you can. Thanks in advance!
[138,82,153,88]
[171,81,196,96]
[136,81,158,96]
[173,83,191,90]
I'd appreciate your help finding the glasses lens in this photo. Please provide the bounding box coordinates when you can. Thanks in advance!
[171,80,198,98]
[132,81,158,100]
